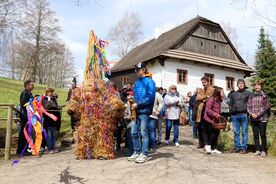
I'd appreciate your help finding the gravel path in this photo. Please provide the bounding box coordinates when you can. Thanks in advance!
[1,126,276,184]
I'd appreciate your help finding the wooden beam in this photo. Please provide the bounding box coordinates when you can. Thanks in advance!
[158,58,165,66]
[5,106,13,161]
[0,103,14,106]
[190,34,228,44]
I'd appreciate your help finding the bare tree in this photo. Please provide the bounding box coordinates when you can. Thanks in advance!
[36,42,76,87]
[3,0,76,87]
[220,21,242,51]
[73,0,103,7]
[74,0,89,6]
[18,0,61,82]
[0,0,26,72]
[231,0,276,29]
[0,0,26,33]
[107,12,143,59]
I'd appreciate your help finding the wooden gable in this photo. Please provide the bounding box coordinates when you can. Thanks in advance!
[175,22,240,62]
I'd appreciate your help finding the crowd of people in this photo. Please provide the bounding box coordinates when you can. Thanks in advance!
[16,62,271,162]
[114,63,271,163]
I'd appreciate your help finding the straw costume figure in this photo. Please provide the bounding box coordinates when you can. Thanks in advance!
[67,31,125,159]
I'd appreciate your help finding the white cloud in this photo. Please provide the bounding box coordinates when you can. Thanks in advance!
[154,24,176,39]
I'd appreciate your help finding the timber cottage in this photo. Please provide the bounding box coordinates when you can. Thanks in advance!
[110,16,253,95]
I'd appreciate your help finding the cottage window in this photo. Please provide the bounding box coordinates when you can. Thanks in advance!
[205,73,214,86]
[177,69,188,85]
[226,77,235,90]
[123,77,130,85]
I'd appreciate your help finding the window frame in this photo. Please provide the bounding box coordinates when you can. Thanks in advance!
[204,73,214,86]
[226,76,235,90]
[177,69,188,85]
[122,77,130,85]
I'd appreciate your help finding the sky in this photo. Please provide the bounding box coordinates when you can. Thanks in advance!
[49,0,276,83]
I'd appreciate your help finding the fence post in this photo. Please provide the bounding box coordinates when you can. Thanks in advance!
[5,106,13,161]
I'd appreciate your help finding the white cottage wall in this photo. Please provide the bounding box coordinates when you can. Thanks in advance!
[148,58,245,96]
[147,61,163,88]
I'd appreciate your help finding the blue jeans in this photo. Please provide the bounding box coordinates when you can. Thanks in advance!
[131,114,149,155]
[165,119,179,143]
[148,118,157,149]
[126,121,134,155]
[47,127,57,151]
[231,114,248,150]
[189,107,198,138]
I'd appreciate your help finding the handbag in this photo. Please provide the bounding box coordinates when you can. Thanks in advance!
[179,107,189,126]
[213,116,228,130]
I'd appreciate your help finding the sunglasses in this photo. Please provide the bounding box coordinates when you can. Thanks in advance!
[171,88,176,90]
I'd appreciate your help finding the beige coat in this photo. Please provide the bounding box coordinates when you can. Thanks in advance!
[150,92,164,119]
[195,86,214,123]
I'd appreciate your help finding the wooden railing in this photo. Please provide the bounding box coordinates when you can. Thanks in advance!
[0,103,14,160]
[0,103,65,161]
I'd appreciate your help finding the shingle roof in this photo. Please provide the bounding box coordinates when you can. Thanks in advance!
[111,16,252,73]
[162,50,252,72]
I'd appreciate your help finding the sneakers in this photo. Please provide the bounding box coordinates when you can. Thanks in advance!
[205,145,211,154]
[148,148,156,153]
[240,149,247,154]
[254,151,261,156]
[127,152,140,162]
[135,153,148,164]
[231,148,240,153]
[261,151,267,157]
[211,149,222,155]
[165,140,170,145]
[175,142,180,147]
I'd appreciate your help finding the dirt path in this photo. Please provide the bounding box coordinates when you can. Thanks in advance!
[1,126,276,184]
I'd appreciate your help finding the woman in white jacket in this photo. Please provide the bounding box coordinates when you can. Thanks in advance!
[164,85,184,146]
[148,91,164,150]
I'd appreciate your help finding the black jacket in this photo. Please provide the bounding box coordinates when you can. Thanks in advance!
[229,89,251,115]
[19,89,33,124]
[189,94,197,109]
[43,97,61,131]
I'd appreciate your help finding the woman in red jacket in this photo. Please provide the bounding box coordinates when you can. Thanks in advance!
[204,87,224,154]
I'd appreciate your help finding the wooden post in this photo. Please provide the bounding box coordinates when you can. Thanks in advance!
[5,106,13,161]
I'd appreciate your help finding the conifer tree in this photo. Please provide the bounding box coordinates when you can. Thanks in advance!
[253,27,276,108]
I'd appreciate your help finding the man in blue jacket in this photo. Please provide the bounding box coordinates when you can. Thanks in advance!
[127,62,156,163]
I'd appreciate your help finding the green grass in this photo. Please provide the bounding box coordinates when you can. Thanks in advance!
[0,77,72,151]
[218,118,276,155]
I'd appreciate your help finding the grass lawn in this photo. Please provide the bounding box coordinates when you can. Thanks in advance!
[218,118,276,155]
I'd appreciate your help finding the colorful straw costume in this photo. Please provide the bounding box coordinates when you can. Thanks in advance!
[12,96,58,165]
[67,31,125,159]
